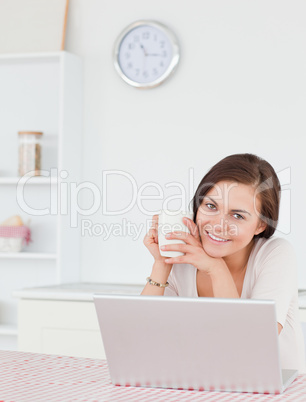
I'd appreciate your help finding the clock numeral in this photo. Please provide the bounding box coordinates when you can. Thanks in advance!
[162,50,167,57]
[143,70,149,78]
[134,35,140,42]
[160,61,164,67]
[128,43,135,50]
[125,52,131,59]
[142,32,150,40]
[152,68,158,75]
[154,34,158,41]
[160,41,165,48]
[127,62,133,69]
[135,69,140,76]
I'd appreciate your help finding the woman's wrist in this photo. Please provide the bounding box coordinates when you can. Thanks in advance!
[150,260,172,283]
[203,259,227,278]
[153,259,170,269]
[208,262,239,298]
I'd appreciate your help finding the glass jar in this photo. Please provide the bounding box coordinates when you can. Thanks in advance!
[18,131,43,176]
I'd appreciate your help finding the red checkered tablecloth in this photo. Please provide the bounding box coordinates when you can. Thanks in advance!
[0,350,305,401]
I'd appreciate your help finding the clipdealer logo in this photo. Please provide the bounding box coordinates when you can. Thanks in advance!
[16,167,291,238]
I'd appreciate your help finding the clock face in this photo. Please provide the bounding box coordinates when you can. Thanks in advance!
[114,21,180,88]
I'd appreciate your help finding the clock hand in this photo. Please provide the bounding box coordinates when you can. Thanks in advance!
[140,44,147,74]
[146,53,161,56]
[140,44,147,56]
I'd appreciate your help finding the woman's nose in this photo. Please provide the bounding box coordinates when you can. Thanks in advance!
[211,215,229,235]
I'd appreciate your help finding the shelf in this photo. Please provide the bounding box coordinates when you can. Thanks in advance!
[0,177,58,185]
[0,324,17,336]
[0,51,82,350]
[0,252,57,260]
[0,51,64,62]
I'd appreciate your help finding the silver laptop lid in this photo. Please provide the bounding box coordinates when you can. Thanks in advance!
[94,294,285,394]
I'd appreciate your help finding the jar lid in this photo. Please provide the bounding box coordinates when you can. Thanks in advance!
[18,131,43,135]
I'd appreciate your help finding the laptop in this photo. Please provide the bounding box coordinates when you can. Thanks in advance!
[93,294,298,394]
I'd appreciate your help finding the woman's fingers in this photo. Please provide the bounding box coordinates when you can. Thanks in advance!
[152,214,159,228]
[144,227,155,241]
[161,243,195,265]
[164,255,187,264]
[145,215,200,248]
[183,217,201,241]
[160,243,195,254]
[165,230,200,246]
[151,215,159,243]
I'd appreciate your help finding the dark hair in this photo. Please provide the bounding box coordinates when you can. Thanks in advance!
[191,153,281,239]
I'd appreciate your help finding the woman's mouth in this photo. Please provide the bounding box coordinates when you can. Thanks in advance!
[206,231,231,244]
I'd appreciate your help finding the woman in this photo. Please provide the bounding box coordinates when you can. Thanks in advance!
[141,153,306,373]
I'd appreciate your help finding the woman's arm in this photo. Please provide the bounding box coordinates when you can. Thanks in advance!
[141,261,172,296]
[278,323,283,334]
[208,264,240,298]
[244,238,296,336]
[141,214,173,296]
[210,264,283,333]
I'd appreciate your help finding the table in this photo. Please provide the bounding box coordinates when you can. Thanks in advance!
[0,350,305,401]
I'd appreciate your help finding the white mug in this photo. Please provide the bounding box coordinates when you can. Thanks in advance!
[158,209,194,258]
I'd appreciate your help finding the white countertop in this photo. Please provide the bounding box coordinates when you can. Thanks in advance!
[12,283,306,307]
[12,282,144,302]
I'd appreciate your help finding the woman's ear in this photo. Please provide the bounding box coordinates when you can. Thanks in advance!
[254,220,267,236]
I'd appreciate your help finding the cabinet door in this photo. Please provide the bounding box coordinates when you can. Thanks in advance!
[18,299,105,359]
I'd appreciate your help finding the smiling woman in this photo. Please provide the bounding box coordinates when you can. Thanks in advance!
[141,153,306,374]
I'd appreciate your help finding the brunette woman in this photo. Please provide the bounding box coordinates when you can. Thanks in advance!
[142,153,306,373]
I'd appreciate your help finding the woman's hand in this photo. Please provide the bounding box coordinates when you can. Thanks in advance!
[143,214,169,263]
[142,215,173,295]
[160,217,225,275]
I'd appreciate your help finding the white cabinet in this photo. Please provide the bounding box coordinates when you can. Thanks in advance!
[0,52,83,349]
[18,299,105,359]
[14,283,144,358]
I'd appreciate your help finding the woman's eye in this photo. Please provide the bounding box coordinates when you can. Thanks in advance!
[233,213,244,220]
[206,203,216,210]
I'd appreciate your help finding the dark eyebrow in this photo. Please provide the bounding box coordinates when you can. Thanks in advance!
[204,196,251,216]
[231,209,251,216]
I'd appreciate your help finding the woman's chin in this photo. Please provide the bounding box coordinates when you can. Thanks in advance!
[203,244,226,258]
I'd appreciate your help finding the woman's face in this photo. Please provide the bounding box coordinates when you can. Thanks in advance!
[195,180,266,258]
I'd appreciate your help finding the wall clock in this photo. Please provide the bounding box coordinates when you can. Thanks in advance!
[113,20,180,89]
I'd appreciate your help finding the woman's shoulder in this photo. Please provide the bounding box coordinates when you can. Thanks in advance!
[250,236,297,269]
[247,236,298,297]
[253,236,295,254]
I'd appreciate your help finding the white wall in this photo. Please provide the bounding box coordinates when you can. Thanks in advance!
[65,1,306,287]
